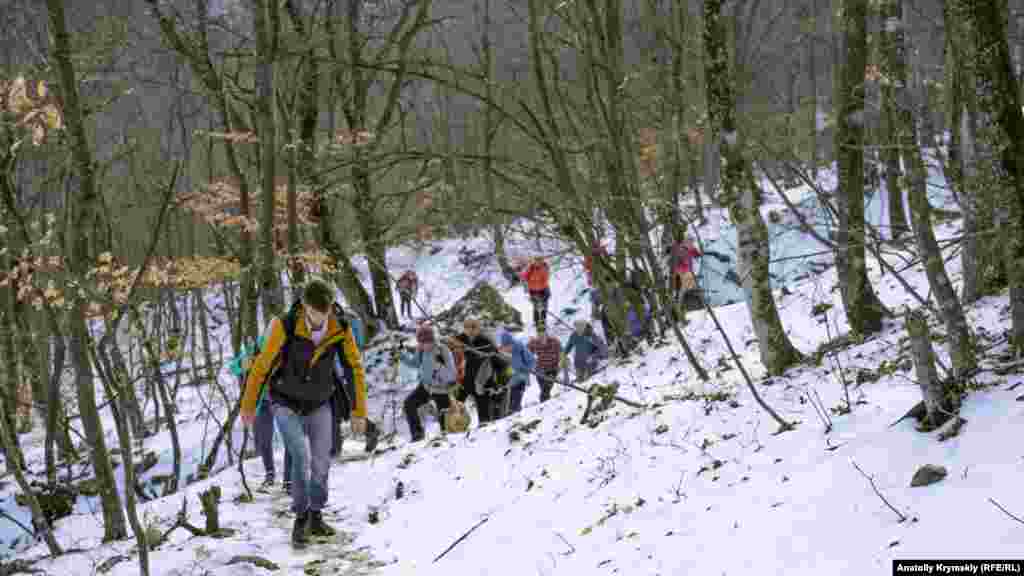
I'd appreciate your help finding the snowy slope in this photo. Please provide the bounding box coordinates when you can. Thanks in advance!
[12,199,1024,575]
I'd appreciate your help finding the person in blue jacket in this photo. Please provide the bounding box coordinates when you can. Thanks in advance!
[229,333,278,489]
[563,319,608,382]
[498,331,536,415]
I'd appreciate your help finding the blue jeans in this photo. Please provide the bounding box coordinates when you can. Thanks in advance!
[508,373,528,414]
[273,401,332,514]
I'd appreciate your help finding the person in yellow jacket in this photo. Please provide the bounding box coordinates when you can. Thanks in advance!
[240,278,367,547]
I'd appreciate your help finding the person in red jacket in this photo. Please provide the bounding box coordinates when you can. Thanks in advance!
[519,257,551,331]
[666,237,702,302]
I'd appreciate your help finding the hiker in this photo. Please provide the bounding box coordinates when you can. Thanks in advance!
[396,270,418,319]
[527,325,562,403]
[399,324,457,442]
[455,318,505,424]
[240,278,368,546]
[563,319,608,382]
[229,333,277,489]
[519,257,551,331]
[497,331,536,415]
[666,237,702,303]
[447,335,467,391]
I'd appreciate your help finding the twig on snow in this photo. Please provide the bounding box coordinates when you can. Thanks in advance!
[555,532,575,556]
[850,459,908,523]
[989,498,1024,526]
[433,516,490,563]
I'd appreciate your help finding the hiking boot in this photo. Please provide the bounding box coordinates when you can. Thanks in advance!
[260,474,275,490]
[282,480,292,495]
[410,431,425,443]
[292,513,309,547]
[309,510,336,538]
[364,420,379,453]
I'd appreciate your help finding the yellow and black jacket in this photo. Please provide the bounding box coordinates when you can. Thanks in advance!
[241,304,367,418]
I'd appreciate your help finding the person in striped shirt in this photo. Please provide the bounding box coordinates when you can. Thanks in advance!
[527,325,562,403]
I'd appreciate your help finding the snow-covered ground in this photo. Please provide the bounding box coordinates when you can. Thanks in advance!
[7,172,1024,575]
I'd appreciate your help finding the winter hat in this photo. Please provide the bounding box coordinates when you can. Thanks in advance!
[416,324,436,344]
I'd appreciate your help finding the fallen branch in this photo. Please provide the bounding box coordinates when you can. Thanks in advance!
[560,377,645,409]
[160,497,209,543]
[988,498,1024,526]
[433,516,489,564]
[850,459,907,523]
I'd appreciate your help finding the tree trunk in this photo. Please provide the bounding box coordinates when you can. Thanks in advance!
[0,390,61,555]
[94,343,149,575]
[807,0,818,179]
[881,0,974,378]
[47,0,127,541]
[879,1,910,243]
[253,0,283,319]
[704,0,803,376]
[0,293,25,473]
[955,0,1024,355]
[905,309,955,428]
[480,0,517,285]
[834,0,886,336]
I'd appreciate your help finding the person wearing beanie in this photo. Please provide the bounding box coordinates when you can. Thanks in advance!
[398,323,457,441]
[563,320,607,382]
[240,278,367,547]
[497,331,536,415]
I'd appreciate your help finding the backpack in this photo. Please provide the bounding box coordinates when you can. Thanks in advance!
[263,300,354,406]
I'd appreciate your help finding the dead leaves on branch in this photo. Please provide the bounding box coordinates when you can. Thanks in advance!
[1,76,63,150]
[177,178,319,234]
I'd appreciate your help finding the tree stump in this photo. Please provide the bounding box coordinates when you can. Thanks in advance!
[904,309,951,430]
[199,485,221,534]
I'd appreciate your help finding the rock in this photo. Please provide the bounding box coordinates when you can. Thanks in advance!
[910,464,947,487]
[433,281,523,331]
[227,555,280,571]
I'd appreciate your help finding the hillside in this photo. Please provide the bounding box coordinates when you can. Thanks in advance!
[7,206,1024,576]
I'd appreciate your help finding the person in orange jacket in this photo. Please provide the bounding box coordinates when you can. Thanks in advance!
[240,278,367,547]
[519,257,551,331]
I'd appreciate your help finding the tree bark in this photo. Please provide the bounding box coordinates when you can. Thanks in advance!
[704,0,803,376]
[47,0,127,541]
[879,0,910,242]
[253,0,283,319]
[834,0,886,337]
[881,0,974,379]
[954,0,1024,355]
[905,309,954,428]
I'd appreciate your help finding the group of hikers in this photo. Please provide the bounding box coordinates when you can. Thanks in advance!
[231,234,705,546]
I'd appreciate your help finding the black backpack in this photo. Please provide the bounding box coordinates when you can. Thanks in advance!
[266,300,354,404]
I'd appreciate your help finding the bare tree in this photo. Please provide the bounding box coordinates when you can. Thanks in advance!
[704,0,803,375]
[952,0,1024,355]
[834,0,886,337]
[879,0,974,378]
[46,0,127,541]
